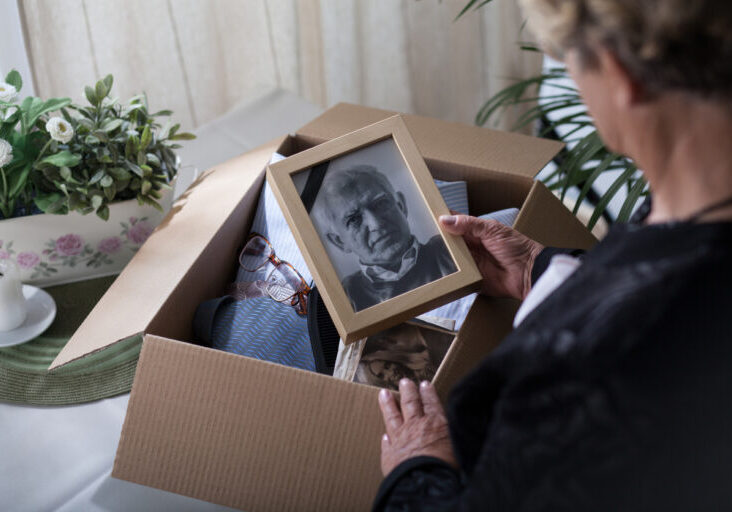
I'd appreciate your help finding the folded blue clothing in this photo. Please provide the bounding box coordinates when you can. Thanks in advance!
[194,296,316,372]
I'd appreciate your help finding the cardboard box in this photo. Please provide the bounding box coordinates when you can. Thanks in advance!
[50,104,597,511]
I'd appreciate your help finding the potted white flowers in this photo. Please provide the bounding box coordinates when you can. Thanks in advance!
[0,70,194,285]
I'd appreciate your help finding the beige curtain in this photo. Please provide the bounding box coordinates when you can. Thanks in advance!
[19,0,540,132]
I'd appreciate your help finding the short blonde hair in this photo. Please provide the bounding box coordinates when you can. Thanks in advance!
[519,0,732,97]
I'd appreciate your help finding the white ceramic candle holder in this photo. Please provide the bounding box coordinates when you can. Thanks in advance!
[0,259,28,331]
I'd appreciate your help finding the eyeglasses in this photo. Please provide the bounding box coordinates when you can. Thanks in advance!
[236,233,310,316]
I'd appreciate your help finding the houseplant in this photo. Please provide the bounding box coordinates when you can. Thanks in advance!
[457,0,647,231]
[0,70,194,285]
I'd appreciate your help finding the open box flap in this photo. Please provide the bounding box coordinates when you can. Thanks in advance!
[49,138,287,370]
[114,335,384,512]
[514,180,598,249]
[296,103,564,179]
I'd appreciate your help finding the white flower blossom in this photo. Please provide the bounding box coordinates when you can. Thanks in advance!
[46,117,75,144]
[0,82,18,103]
[0,139,13,168]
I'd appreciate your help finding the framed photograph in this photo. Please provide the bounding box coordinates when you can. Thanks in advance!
[266,115,481,343]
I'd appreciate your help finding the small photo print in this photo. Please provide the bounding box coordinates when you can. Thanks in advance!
[353,321,455,390]
[295,138,457,312]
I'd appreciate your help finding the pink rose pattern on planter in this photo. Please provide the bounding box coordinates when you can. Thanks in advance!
[55,234,84,256]
[0,216,154,280]
[124,217,154,245]
[98,236,122,254]
[16,251,41,269]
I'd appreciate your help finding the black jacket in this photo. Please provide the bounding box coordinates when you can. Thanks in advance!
[373,217,732,511]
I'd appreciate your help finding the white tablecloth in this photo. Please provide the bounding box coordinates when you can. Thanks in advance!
[0,89,322,512]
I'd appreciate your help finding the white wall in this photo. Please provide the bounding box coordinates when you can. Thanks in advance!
[0,0,35,94]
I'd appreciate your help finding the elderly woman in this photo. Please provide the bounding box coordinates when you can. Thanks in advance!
[373,0,732,510]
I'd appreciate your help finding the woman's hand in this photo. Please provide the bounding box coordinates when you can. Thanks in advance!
[439,214,544,300]
[378,379,457,476]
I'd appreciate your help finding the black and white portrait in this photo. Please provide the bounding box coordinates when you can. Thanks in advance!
[353,322,454,390]
[297,138,457,312]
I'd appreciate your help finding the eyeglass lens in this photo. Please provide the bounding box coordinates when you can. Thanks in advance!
[239,236,273,271]
[265,263,305,302]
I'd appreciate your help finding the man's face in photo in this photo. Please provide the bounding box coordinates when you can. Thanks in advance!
[323,171,412,267]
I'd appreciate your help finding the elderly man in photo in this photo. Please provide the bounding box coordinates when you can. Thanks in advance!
[314,165,456,311]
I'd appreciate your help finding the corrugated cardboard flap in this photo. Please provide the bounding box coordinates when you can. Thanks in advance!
[296,103,564,179]
[114,335,384,512]
[49,138,286,370]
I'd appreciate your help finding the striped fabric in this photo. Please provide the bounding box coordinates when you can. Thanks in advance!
[208,297,316,372]
[434,179,469,214]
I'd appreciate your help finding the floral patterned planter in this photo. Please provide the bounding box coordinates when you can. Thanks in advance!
[0,185,175,287]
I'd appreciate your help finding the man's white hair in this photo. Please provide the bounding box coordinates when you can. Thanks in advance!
[311,164,398,230]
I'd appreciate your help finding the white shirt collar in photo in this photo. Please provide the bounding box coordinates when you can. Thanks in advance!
[360,236,420,283]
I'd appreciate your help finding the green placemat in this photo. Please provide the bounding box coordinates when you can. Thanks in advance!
[0,276,142,405]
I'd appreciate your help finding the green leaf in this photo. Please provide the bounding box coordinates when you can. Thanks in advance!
[100,118,123,132]
[140,124,152,150]
[141,179,152,195]
[59,166,72,181]
[7,163,32,197]
[108,167,131,180]
[34,192,64,213]
[85,86,98,106]
[95,79,108,101]
[40,150,82,168]
[454,0,495,21]
[96,204,110,221]
[91,194,103,209]
[169,132,195,141]
[574,153,621,214]
[100,175,114,188]
[103,185,116,201]
[103,74,114,92]
[145,153,161,167]
[126,161,144,177]
[5,70,22,91]
[137,194,163,212]
[89,169,106,185]
[23,97,72,129]
[588,165,638,229]
[616,176,647,223]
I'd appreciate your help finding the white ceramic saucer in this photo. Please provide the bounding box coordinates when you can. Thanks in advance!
[0,285,57,347]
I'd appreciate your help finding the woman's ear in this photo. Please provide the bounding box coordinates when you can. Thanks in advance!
[597,47,646,108]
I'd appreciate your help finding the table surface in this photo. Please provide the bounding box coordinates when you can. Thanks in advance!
[0,89,322,512]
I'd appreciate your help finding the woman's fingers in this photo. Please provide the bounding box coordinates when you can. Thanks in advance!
[440,214,501,241]
[419,381,443,416]
[399,378,423,420]
[379,388,403,434]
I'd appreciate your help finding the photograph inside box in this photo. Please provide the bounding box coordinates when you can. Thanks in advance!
[343,320,455,390]
[267,115,482,343]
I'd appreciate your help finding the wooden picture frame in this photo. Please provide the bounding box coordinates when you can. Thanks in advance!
[266,115,481,343]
